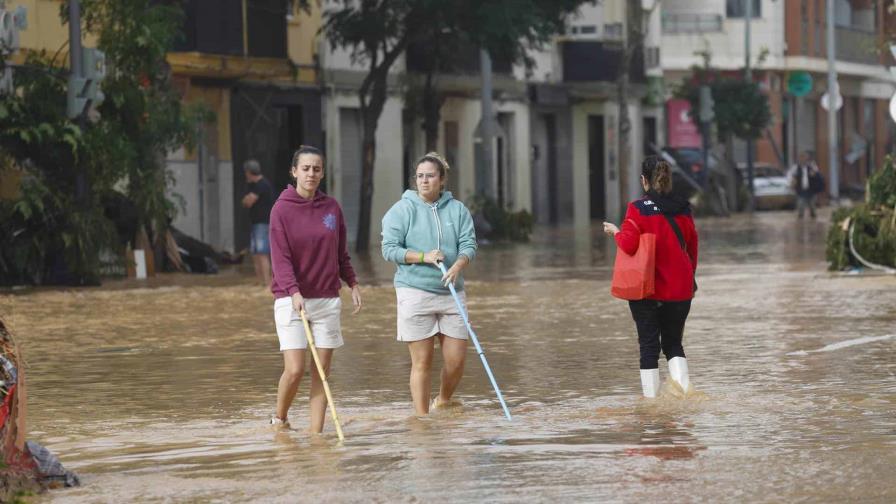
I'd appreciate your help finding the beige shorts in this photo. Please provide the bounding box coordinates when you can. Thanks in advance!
[273,296,343,351]
[395,287,468,342]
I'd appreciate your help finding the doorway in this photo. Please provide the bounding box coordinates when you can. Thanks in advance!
[588,115,606,220]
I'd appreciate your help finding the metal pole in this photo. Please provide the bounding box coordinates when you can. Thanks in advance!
[744,0,755,212]
[68,0,86,201]
[68,0,83,77]
[241,0,248,57]
[479,48,494,198]
[826,0,840,204]
[791,97,799,166]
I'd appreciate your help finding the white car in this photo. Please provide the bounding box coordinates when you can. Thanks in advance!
[737,163,797,210]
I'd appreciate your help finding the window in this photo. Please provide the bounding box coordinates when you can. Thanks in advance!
[726,0,761,18]
[171,0,287,57]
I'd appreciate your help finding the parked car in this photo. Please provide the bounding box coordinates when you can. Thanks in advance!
[662,147,720,185]
[736,162,796,210]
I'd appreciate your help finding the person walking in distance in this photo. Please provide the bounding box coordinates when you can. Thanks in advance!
[603,156,699,398]
[268,146,362,431]
[242,159,274,287]
[787,150,825,219]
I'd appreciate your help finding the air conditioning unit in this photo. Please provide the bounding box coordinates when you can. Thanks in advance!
[604,22,624,41]
[563,24,600,40]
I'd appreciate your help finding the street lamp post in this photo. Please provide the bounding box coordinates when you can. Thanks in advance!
[744,0,755,212]
[67,0,87,202]
[826,0,840,204]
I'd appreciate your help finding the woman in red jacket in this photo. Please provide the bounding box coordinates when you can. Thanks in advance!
[603,156,698,398]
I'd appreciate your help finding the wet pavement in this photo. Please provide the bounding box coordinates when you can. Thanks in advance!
[1,210,895,503]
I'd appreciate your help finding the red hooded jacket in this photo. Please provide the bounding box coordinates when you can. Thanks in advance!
[614,196,698,301]
[269,187,357,299]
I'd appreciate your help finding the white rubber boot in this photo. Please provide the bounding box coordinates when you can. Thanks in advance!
[640,368,660,398]
[668,357,690,393]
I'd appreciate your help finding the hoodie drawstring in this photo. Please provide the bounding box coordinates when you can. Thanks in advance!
[430,203,442,250]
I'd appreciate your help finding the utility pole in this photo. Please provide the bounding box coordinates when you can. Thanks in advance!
[826,0,840,204]
[67,0,86,201]
[744,0,755,212]
[477,48,494,198]
[67,0,82,78]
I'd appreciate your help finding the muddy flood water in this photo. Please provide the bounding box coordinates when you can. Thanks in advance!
[2,211,895,503]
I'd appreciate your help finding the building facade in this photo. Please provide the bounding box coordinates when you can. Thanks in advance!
[661,0,896,198]
[165,0,323,254]
[6,0,662,251]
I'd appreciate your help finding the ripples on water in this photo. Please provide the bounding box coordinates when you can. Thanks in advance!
[1,212,895,502]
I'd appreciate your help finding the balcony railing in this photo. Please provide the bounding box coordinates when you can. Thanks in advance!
[662,13,723,34]
[561,41,645,83]
[835,26,878,65]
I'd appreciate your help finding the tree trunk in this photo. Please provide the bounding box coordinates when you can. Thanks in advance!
[422,71,442,152]
[724,134,739,211]
[356,129,376,252]
[355,60,392,252]
[617,2,644,215]
[617,61,631,212]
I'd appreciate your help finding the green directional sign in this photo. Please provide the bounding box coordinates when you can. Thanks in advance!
[787,71,813,97]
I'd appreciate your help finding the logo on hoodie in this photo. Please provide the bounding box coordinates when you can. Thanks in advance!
[323,213,337,231]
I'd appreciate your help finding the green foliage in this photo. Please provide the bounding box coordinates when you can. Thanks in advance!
[826,207,857,271]
[468,195,534,242]
[675,54,772,141]
[0,1,207,285]
[826,157,896,271]
[867,155,896,209]
[0,173,113,285]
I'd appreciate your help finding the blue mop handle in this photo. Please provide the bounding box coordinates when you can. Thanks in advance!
[438,262,512,421]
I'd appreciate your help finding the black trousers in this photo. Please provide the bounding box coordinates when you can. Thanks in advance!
[628,299,691,370]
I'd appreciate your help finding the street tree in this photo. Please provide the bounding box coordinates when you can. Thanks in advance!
[676,49,772,210]
[0,0,207,285]
[323,0,428,252]
[325,0,586,251]
[414,0,587,157]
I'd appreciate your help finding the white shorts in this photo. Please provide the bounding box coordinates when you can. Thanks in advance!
[395,287,468,342]
[273,297,343,351]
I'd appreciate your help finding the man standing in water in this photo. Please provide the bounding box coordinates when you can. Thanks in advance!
[787,150,824,219]
[242,159,274,287]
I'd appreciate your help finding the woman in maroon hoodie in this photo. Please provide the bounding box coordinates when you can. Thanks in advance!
[603,156,698,398]
[268,145,362,431]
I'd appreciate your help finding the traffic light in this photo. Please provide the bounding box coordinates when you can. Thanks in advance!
[66,47,105,119]
[698,85,715,124]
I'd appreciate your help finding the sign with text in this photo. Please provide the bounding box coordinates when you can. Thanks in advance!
[667,99,702,148]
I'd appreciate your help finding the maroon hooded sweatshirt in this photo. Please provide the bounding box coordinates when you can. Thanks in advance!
[269,186,357,299]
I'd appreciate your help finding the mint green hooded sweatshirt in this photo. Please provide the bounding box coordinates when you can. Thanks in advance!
[381,190,477,294]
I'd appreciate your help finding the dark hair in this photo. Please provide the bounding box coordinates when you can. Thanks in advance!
[243,159,261,175]
[291,145,324,167]
[413,151,451,189]
[641,155,673,194]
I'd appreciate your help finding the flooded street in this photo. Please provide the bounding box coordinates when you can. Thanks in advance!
[2,211,895,503]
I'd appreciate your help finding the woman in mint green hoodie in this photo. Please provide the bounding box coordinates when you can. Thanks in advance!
[381,152,477,415]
